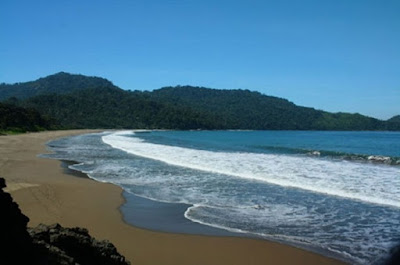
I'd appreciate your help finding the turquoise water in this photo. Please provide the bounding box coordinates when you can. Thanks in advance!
[136,130,400,159]
[43,131,400,265]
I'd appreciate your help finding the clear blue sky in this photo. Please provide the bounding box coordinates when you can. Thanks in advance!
[1,0,399,119]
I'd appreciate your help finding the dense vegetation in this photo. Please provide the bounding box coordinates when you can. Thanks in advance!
[388,115,400,123]
[0,72,115,101]
[0,72,399,131]
[20,87,222,129]
[0,102,54,133]
[148,86,391,130]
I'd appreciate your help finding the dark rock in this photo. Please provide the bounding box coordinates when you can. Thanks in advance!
[383,244,400,265]
[0,178,34,265]
[0,177,6,188]
[28,223,130,265]
[0,177,130,265]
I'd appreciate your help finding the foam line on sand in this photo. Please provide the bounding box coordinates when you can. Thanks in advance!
[0,130,347,265]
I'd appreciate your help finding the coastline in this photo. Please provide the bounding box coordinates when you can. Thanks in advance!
[0,130,347,265]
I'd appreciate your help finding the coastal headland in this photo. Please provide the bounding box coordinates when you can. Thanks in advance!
[0,130,347,265]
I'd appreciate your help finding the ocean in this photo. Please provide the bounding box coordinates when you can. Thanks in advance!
[42,130,400,264]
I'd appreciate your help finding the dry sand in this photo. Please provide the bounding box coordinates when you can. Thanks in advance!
[0,130,347,265]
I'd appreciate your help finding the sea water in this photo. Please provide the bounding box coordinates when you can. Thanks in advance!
[42,130,400,264]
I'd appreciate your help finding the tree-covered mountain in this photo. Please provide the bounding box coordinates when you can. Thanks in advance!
[388,115,400,123]
[0,72,116,101]
[0,72,399,131]
[148,86,389,130]
[20,87,222,129]
[0,102,55,133]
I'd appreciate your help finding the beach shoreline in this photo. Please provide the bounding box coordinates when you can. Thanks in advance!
[0,130,347,265]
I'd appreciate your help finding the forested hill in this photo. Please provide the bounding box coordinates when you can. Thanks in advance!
[20,87,221,129]
[149,86,322,129]
[0,72,117,100]
[148,86,395,130]
[0,102,54,133]
[0,72,399,131]
[388,115,400,123]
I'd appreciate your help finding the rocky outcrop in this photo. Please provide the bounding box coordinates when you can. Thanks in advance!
[383,244,400,265]
[0,177,130,265]
[0,178,34,264]
[29,224,130,265]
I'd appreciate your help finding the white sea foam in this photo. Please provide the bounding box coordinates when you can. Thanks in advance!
[102,132,400,208]
[43,131,399,264]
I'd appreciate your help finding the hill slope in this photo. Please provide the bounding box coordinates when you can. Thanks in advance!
[1,72,399,131]
[149,86,389,130]
[388,115,400,123]
[0,102,54,133]
[0,72,116,100]
[21,87,222,129]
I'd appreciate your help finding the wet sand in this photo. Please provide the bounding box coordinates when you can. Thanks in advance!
[0,130,347,265]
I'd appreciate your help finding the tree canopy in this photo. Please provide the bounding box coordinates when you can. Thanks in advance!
[1,73,399,131]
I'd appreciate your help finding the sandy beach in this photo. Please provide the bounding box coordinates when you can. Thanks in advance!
[0,130,347,265]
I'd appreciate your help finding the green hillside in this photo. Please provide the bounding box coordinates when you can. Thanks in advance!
[0,72,116,100]
[21,87,222,129]
[149,86,388,130]
[0,102,54,133]
[1,72,399,131]
[388,115,400,123]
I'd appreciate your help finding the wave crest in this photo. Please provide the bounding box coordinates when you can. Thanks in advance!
[102,132,400,208]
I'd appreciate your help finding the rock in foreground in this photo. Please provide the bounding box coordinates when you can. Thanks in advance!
[0,177,130,265]
[29,223,130,265]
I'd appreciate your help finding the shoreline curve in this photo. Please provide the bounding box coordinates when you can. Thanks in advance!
[0,130,348,265]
